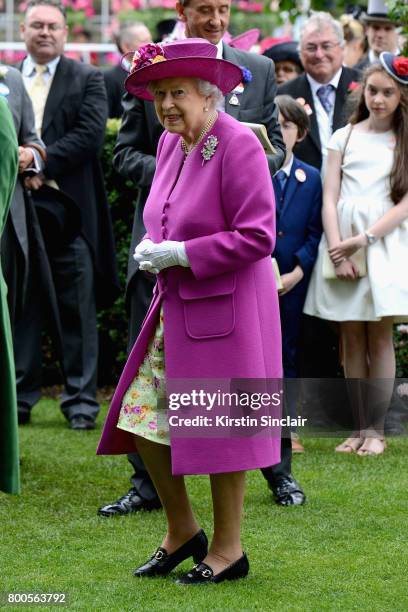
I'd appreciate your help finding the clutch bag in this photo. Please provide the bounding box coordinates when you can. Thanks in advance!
[322,248,367,279]
[272,257,283,290]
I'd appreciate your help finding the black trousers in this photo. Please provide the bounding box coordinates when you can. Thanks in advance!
[14,236,99,421]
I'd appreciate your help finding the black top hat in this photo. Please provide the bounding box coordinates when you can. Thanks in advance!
[31,184,82,252]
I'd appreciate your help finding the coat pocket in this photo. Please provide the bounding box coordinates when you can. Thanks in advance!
[178,273,236,339]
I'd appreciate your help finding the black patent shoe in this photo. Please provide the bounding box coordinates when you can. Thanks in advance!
[269,475,306,506]
[133,529,208,577]
[98,488,162,516]
[176,553,249,585]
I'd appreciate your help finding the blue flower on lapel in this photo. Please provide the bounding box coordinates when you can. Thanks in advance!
[239,66,252,84]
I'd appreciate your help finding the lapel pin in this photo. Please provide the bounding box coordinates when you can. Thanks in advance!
[295,168,306,183]
[229,94,240,106]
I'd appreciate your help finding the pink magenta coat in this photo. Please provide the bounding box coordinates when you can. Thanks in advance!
[97,113,282,474]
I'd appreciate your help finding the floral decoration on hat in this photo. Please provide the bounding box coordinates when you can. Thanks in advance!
[0,66,9,78]
[392,56,408,77]
[131,43,166,72]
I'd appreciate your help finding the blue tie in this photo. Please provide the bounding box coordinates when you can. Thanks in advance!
[316,84,334,114]
[276,170,288,194]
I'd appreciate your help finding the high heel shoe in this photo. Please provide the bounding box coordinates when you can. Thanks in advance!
[175,553,250,585]
[133,529,208,577]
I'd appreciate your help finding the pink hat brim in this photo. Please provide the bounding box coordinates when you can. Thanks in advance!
[125,57,243,100]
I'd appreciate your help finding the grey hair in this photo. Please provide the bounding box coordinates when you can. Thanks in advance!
[196,79,223,107]
[115,22,150,51]
[299,11,345,48]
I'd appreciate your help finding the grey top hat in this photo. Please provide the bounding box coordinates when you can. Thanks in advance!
[361,0,399,25]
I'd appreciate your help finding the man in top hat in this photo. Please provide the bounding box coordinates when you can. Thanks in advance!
[97,0,309,517]
[17,0,119,429]
[355,0,401,71]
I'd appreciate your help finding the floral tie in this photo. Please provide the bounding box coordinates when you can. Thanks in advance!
[316,84,335,114]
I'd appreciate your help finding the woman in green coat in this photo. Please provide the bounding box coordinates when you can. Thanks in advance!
[0,96,20,494]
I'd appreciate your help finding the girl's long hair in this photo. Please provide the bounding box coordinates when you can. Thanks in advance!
[349,64,408,205]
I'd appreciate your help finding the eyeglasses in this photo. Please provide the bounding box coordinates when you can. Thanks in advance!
[28,22,64,32]
[303,42,340,54]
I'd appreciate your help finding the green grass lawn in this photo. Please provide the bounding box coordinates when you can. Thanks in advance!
[1,399,407,611]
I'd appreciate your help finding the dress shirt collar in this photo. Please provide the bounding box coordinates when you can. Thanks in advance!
[276,154,294,178]
[306,67,343,96]
[22,54,61,77]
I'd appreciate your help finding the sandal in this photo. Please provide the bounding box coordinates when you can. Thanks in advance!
[356,437,387,456]
[335,436,364,453]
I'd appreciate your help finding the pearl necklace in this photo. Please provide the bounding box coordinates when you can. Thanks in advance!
[180,112,218,156]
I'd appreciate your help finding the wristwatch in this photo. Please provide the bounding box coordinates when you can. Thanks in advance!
[364,231,377,246]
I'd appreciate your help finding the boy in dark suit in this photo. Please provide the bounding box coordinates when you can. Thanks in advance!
[273,95,323,452]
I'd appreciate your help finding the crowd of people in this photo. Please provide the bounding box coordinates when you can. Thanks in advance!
[1,0,407,584]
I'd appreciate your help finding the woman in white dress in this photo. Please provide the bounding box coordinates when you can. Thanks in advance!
[304,53,408,455]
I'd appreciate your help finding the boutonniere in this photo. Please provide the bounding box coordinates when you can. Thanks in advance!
[347,81,361,93]
[239,66,252,84]
[231,66,253,96]
[0,66,9,78]
[201,135,218,165]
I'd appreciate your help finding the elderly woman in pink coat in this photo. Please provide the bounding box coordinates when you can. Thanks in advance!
[97,38,282,584]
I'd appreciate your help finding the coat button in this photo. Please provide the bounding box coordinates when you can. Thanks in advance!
[163,202,170,212]
[161,214,168,223]
[162,229,168,239]
[277,231,284,237]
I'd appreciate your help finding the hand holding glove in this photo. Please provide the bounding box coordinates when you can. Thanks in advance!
[133,239,189,274]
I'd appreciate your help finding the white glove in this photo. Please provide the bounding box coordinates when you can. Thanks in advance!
[133,238,189,273]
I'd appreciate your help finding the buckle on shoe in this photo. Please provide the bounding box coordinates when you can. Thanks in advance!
[155,550,165,560]
[200,569,212,578]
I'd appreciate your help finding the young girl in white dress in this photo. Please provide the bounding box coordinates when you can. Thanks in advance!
[304,53,408,456]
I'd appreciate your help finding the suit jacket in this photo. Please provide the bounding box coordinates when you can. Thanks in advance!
[0,97,20,494]
[20,56,119,307]
[113,42,285,288]
[278,67,361,170]
[0,65,45,300]
[103,63,127,118]
[273,156,322,296]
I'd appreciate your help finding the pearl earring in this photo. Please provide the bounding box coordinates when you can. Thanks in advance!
[204,106,208,112]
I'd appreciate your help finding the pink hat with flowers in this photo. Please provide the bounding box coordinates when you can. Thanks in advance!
[122,38,243,100]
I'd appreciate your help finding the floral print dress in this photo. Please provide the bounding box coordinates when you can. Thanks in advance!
[116,309,169,445]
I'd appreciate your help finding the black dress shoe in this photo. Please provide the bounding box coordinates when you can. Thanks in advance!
[176,553,249,585]
[98,488,162,516]
[133,529,208,577]
[268,474,306,506]
[69,415,95,430]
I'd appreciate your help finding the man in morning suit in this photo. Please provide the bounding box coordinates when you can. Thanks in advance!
[98,0,308,516]
[354,0,400,72]
[278,12,360,174]
[277,12,360,424]
[0,65,45,329]
[104,22,152,119]
[17,0,119,429]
